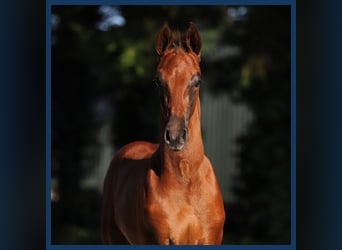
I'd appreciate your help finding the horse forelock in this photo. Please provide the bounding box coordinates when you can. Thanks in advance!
[168,31,189,52]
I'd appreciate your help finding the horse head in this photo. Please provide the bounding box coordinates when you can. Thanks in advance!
[154,22,202,151]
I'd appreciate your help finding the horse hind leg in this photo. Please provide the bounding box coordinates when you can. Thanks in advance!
[101,175,129,244]
[101,201,129,244]
[101,158,130,244]
[109,224,129,244]
[102,219,129,244]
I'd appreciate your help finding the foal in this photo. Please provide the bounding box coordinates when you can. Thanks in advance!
[101,22,225,245]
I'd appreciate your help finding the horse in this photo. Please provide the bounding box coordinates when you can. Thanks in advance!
[101,22,225,245]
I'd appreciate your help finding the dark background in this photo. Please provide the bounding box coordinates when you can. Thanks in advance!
[1,0,342,250]
[51,5,290,244]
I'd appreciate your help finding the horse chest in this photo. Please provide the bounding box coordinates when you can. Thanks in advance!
[145,185,210,244]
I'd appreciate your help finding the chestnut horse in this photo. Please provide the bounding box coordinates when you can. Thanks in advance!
[101,22,225,245]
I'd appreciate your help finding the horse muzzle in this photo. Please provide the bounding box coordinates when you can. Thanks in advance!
[164,116,188,151]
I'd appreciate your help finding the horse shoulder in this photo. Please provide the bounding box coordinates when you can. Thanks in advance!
[104,141,158,198]
[117,141,159,160]
[201,156,225,207]
[196,156,226,242]
[111,140,159,206]
[200,156,222,194]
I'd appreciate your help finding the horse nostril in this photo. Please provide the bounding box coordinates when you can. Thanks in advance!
[180,128,188,143]
[164,129,171,144]
[164,118,188,150]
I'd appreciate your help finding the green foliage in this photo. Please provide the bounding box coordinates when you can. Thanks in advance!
[223,6,291,243]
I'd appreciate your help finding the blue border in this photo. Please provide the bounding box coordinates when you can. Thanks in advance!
[48,0,292,5]
[46,1,296,249]
[46,1,52,248]
[290,3,296,248]
[45,246,294,250]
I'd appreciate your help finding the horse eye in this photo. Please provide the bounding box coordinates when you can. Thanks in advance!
[194,80,201,88]
[153,78,160,88]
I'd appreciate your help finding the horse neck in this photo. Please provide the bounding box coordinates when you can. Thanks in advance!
[159,99,204,183]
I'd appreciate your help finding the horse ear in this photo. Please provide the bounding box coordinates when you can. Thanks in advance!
[155,22,171,56]
[186,22,202,56]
